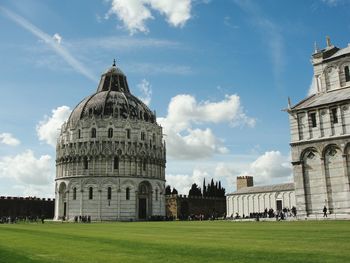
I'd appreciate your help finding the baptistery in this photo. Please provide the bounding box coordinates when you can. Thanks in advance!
[54,62,166,221]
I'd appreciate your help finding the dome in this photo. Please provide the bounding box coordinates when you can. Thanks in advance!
[68,63,156,127]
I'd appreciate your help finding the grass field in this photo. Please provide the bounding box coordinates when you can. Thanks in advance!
[0,220,349,263]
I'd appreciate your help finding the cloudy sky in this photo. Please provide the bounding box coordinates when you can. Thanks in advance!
[0,0,349,197]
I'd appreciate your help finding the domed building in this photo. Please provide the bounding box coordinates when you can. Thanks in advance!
[54,62,166,221]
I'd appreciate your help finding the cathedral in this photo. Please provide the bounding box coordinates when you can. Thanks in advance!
[289,38,350,217]
[54,62,166,221]
[227,38,350,218]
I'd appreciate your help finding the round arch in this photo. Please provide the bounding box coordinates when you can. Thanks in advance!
[137,181,152,220]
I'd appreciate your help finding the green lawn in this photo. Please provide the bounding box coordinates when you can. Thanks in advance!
[0,220,349,263]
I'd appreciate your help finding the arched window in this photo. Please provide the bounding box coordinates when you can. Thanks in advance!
[78,129,81,139]
[141,131,145,141]
[89,187,93,200]
[108,128,113,138]
[83,157,88,170]
[114,157,119,170]
[91,128,96,138]
[155,189,158,201]
[107,187,112,200]
[143,161,146,171]
[73,187,77,200]
[126,129,131,139]
[126,187,130,200]
[345,66,350,82]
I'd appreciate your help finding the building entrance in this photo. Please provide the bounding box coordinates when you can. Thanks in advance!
[276,200,282,211]
[138,198,147,219]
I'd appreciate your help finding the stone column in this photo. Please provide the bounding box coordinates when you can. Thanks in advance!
[117,188,121,220]
[342,154,350,213]
[135,190,138,220]
[66,190,70,220]
[322,157,333,213]
[98,189,102,221]
[80,189,84,216]
[292,160,307,217]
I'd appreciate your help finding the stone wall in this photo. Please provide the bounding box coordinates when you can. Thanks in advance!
[165,194,226,219]
[0,196,54,218]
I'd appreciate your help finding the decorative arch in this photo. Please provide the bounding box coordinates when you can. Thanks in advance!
[324,143,348,213]
[300,147,319,161]
[57,182,68,219]
[322,144,341,159]
[301,147,323,215]
[137,181,153,220]
[324,65,340,91]
[121,179,136,189]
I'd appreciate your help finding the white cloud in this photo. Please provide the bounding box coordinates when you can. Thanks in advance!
[166,168,209,194]
[0,133,20,146]
[321,0,341,6]
[0,150,53,186]
[70,36,180,51]
[127,62,193,75]
[106,0,192,34]
[137,79,152,106]
[239,151,292,185]
[233,0,285,83]
[148,0,191,27]
[12,183,55,198]
[158,94,255,159]
[0,7,97,82]
[36,106,71,147]
[166,162,237,195]
[52,33,62,45]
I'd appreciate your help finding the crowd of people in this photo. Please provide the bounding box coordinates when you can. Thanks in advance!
[0,215,46,224]
[229,206,298,221]
[73,215,91,223]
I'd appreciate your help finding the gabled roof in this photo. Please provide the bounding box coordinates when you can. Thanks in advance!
[227,182,294,196]
[290,87,350,111]
[324,44,350,61]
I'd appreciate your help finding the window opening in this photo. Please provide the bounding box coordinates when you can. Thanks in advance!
[345,66,350,82]
[108,128,113,138]
[310,112,317,128]
[331,108,338,124]
[91,128,96,138]
[126,187,130,200]
[107,187,112,200]
[89,187,93,200]
[73,187,77,200]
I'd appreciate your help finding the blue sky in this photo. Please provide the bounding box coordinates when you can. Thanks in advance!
[0,0,350,197]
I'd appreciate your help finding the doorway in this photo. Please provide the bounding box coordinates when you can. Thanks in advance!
[138,198,147,219]
[276,200,282,211]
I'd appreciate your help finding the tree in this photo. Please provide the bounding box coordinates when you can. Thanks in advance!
[188,183,202,197]
[171,188,178,195]
[165,185,171,195]
[202,178,206,197]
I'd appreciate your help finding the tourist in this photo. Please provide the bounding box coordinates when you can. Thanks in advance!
[323,206,328,217]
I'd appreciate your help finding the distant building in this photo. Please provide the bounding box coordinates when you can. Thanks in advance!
[166,194,226,219]
[55,62,166,221]
[288,37,350,217]
[0,196,54,218]
[226,176,295,218]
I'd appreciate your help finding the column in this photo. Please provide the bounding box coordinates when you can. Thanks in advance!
[66,190,70,220]
[98,189,102,221]
[292,161,307,217]
[80,189,83,216]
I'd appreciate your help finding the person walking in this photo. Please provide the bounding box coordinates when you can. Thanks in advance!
[323,206,327,218]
